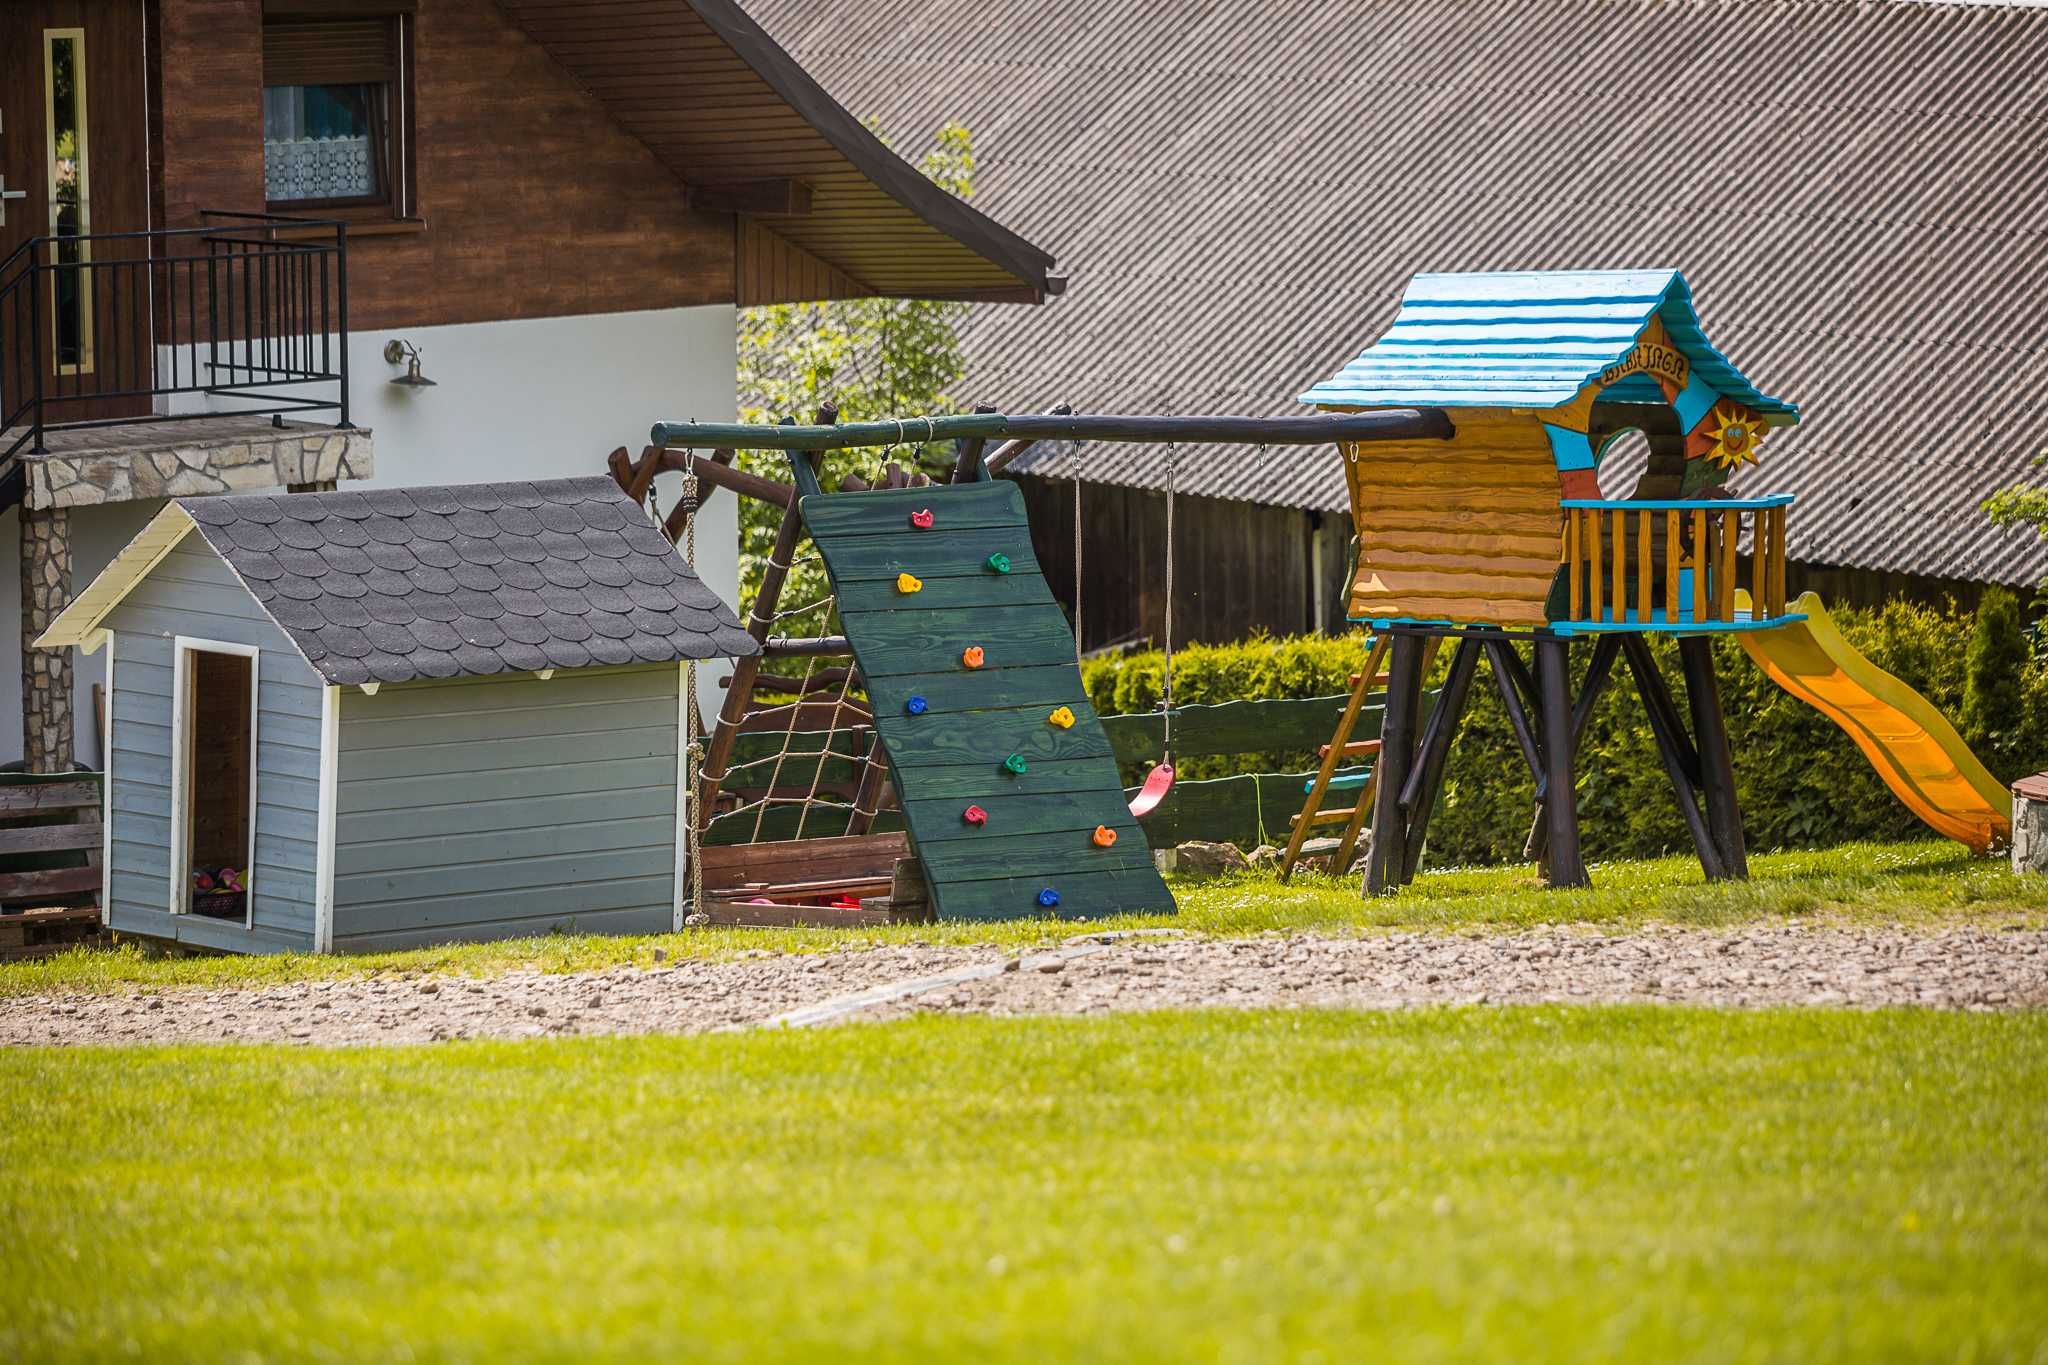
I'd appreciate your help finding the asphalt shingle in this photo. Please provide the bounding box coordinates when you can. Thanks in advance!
[181,477,757,684]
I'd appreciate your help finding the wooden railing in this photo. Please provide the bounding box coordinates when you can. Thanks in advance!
[1559,496,1793,630]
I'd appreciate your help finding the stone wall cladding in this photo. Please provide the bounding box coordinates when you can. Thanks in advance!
[2014,775,2048,874]
[20,506,75,772]
[26,425,373,509]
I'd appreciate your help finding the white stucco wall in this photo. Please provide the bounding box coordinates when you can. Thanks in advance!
[3,303,740,766]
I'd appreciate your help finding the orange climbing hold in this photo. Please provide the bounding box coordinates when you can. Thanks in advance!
[962,645,985,669]
[1091,825,1118,847]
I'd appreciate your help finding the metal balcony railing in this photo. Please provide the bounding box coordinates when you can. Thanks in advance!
[1558,495,1795,631]
[0,210,350,463]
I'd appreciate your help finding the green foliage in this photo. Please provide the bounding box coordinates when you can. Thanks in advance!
[1963,586,2030,774]
[734,124,978,624]
[1085,598,2048,867]
[1982,448,2048,560]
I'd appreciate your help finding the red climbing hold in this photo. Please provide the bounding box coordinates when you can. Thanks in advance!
[910,508,935,529]
[962,804,988,826]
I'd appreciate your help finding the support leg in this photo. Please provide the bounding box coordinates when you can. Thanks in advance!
[1620,635,1728,880]
[1525,633,1620,862]
[1365,633,1425,895]
[21,505,74,774]
[1399,637,1481,876]
[1679,635,1748,879]
[1536,635,1588,888]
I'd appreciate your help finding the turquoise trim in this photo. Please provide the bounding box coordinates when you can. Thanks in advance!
[1545,424,1596,471]
[1551,613,1806,637]
[1673,369,1721,429]
[1559,494,1795,510]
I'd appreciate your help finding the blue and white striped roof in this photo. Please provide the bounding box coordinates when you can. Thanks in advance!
[1299,270,1797,421]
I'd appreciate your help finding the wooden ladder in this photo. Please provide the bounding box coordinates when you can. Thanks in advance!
[1277,635,1439,881]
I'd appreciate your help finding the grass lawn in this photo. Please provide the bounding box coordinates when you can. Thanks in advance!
[4,1008,2046,1361]
[5,838,2045,1000]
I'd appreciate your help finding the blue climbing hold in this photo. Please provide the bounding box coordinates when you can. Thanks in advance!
[1037,887,1061,909]
[905,695,928,716]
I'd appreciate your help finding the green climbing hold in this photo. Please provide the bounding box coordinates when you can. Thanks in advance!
[1003,753,1028,775]
[985,552,1012,574]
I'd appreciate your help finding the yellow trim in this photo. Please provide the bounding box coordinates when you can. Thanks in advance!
[44,27,95,377]
[35,504,196,650]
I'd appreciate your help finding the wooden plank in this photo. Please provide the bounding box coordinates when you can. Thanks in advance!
[1691,507,1709,622]
[809,525,1041,583]
[0,822,102,855]
[835,569,1055,614]
[864,664,1085,719]
[879,700,1115,766]
[703,805,906,846]
[797,480,1022,537]
[1636,508,1653,622]
[1610,508,1627,622]
[1715,507,1738,622]
[696,831,908,888]
[1566,508,1583,620]
[934,868,1177,922]
[902,789,1146,845]
[888,755,1130,800]
[0,779,103,815]
[1664,510,1681,621]
[837,605,1079,679]
[1586,511,1604,623]
[0,865,104,902]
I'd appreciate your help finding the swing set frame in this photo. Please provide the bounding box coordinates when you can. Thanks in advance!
[608,403,1453,924]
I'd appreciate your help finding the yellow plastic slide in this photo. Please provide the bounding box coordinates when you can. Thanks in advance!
[1735,591,2011,853]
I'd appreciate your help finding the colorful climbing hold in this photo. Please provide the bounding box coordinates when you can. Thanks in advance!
[1003,753,1028,775]
[1047,705,1076,729]
[962,645,985,669]
[985,552,1011,574]
[896,572,923,594]
[905,695,928,716]
[910,508,935,529]
[962,804,988,826]
[1036,887,1061,908]
[1092,825,1118,848]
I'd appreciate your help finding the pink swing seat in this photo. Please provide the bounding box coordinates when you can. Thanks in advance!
[1128,761,1176,820]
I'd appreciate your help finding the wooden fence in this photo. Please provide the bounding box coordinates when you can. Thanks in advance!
[0,772,104,957]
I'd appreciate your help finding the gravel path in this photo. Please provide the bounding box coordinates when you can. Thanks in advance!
[4,926,2044,1047]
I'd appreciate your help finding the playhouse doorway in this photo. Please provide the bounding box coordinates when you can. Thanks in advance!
[173,641,258,923]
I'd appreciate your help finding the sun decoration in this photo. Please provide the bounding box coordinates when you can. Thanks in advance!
[1693,399,1769,471]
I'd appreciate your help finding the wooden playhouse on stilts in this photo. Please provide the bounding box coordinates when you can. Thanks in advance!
[1287,269,1807,891]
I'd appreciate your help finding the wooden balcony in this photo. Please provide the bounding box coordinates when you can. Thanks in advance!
[1557,496,1797,633]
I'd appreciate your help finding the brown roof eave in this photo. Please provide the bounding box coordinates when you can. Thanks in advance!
[686,0,1061,301]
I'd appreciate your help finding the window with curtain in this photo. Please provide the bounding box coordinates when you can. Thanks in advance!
[262,15,407,210]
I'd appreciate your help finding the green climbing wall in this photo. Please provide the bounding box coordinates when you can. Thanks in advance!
[801,480,1177,922]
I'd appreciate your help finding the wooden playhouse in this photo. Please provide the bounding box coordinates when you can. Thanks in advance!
[36,477,755,954]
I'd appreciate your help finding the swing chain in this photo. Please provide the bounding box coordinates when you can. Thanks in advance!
[649,452,707,929]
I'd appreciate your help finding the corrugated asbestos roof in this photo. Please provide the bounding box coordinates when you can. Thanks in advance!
[183,479,756,686]
[745,0,2048,586]
[1299,269,1797,418]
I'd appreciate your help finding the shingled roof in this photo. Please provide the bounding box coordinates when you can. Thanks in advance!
[749,0,2048,587]
[177,478,756,686]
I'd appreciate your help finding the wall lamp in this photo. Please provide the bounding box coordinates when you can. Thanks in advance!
[383,339,438,389]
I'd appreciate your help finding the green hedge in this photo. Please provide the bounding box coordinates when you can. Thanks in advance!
[1082,597,2048,866]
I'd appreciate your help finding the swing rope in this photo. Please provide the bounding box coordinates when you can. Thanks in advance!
[1161,438,1176,766]
[1071,437,1085,662]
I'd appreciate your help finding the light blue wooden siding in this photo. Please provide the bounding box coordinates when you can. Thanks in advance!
[100,537,324,953]
[331,663,678,951]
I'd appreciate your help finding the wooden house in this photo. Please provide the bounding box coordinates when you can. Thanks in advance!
[3,0,1059,784]
[35,476,754,953]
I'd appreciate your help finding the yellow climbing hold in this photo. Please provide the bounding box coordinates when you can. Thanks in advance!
[896,572,923,594]
[1048,705,1076,729]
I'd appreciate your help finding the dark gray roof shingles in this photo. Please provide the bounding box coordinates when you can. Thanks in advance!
[748,0,2048,587]
[182,477,756,686]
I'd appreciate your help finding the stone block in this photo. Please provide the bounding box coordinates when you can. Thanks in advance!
[2013,775,2048,874]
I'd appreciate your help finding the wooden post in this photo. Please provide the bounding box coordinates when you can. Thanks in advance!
[1398,637,1481,876]
[1365,633,1425,894]
[1524,633,1620,863]
[1679,635,1748,879]
[1536,634,1587,888]
[1618,635,1727,880]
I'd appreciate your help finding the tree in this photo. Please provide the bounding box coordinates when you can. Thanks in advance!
[732,123,978,616]
[1983,447,2048,573]
[1962,586,2028,775]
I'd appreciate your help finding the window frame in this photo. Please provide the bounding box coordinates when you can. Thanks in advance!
[169,637,262,927]
[260,10,416,221]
